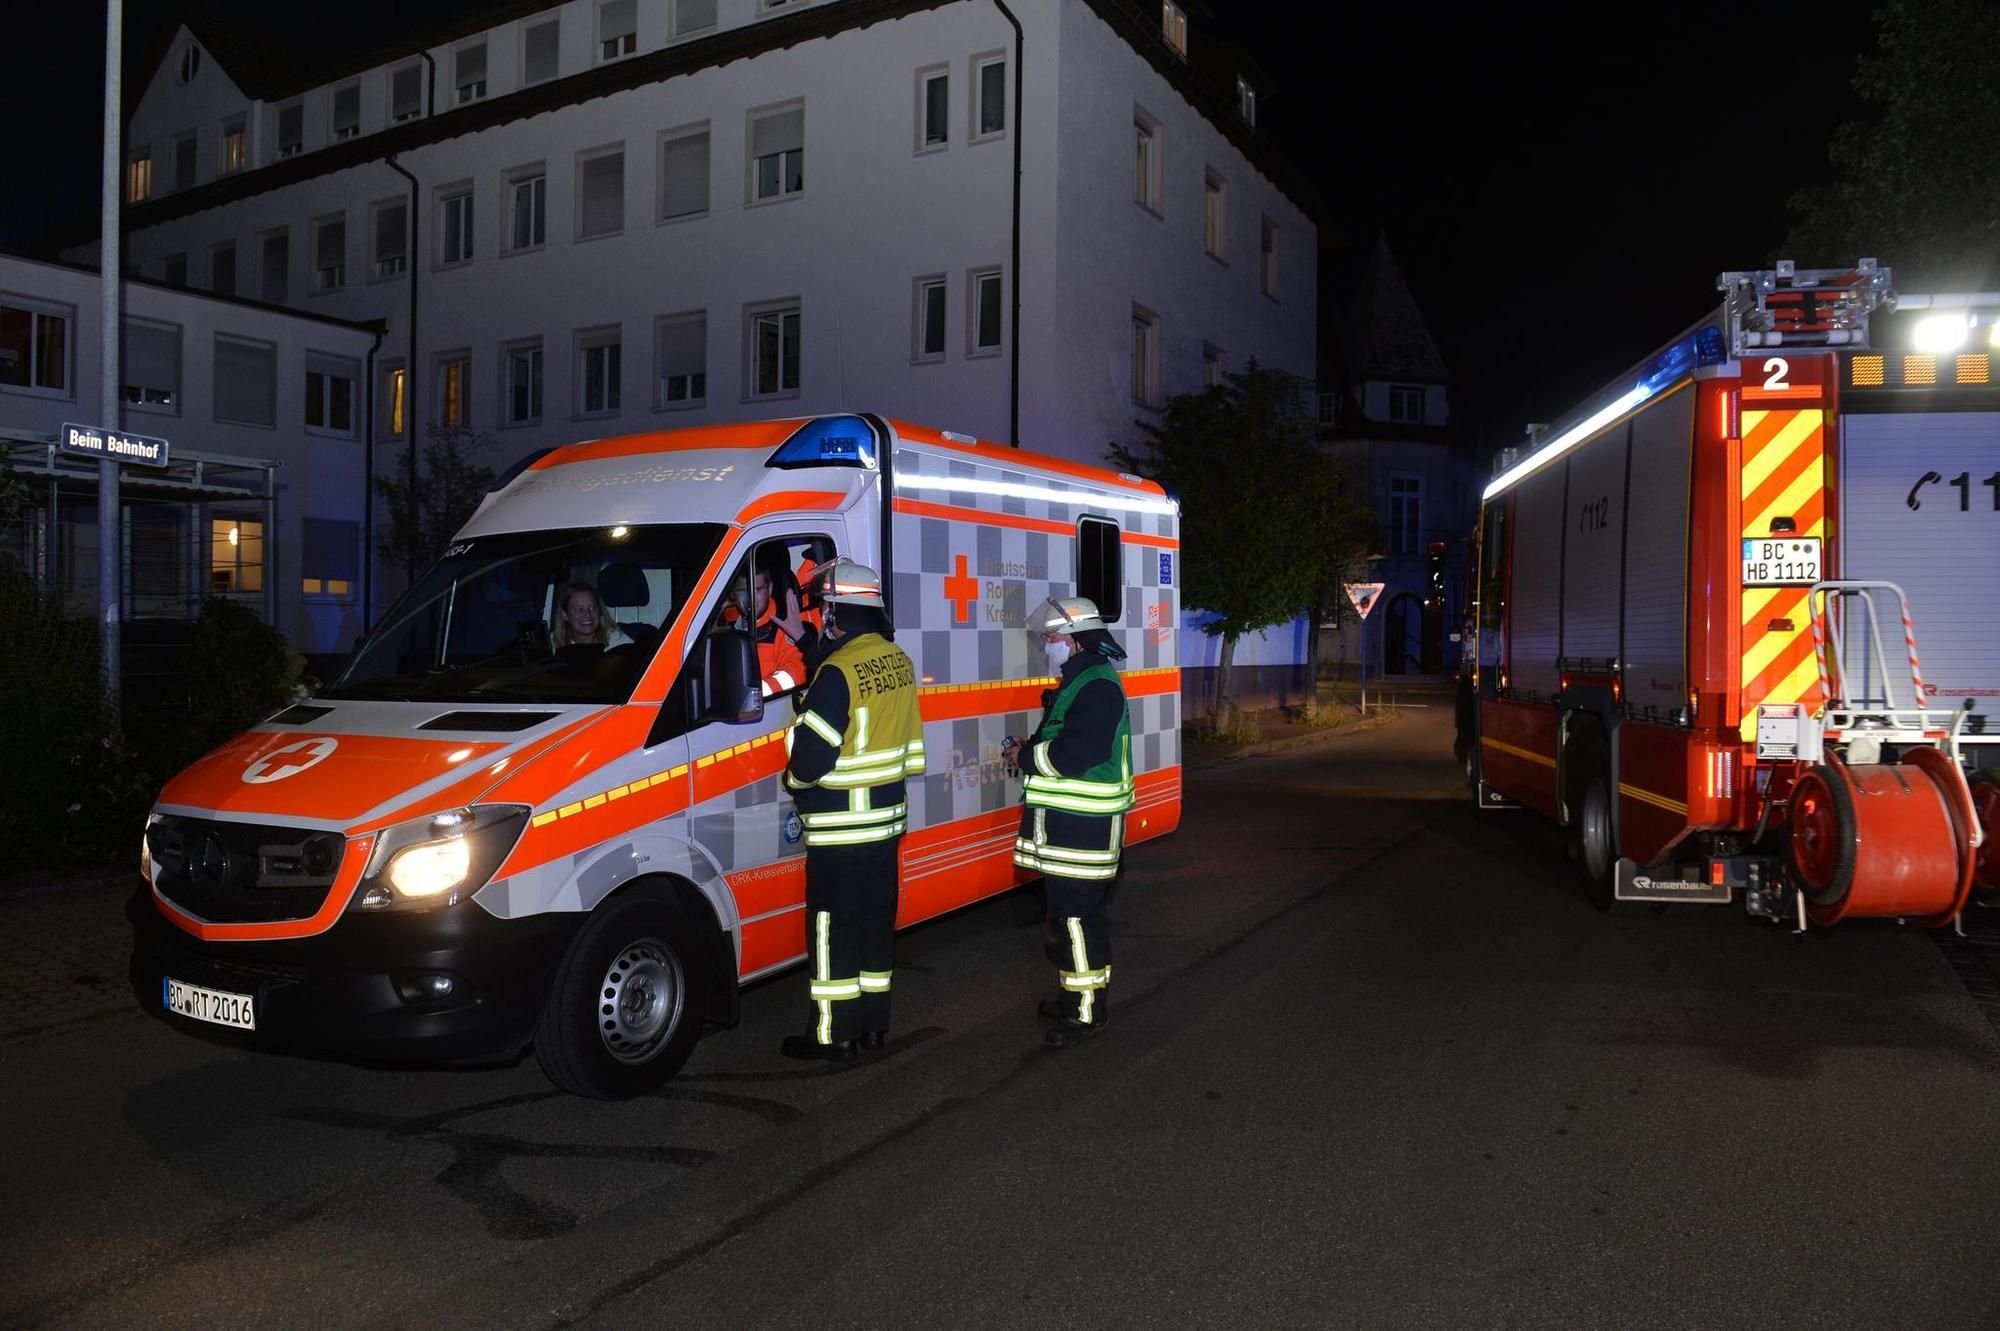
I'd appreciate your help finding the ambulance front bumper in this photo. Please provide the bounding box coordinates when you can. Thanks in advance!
[127,886,578,1063]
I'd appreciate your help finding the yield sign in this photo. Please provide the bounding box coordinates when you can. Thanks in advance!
[1345,582,1386,618]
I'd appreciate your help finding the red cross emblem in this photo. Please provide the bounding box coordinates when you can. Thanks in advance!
[944,553,978,624]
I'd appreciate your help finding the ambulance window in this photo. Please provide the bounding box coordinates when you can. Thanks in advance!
[1076,517,1122,624]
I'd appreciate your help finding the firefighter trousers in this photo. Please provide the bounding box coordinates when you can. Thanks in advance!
[802,838,900,1045]
[1045,870,1114,1026]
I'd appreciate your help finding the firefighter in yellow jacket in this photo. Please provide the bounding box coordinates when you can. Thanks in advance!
[780,560,926,1061]
[1007,595,1134,1048]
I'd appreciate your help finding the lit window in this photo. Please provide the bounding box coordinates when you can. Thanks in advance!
[437,354,470,428]
[1237,75,1256,126]
[127,151,152,203]
[1160,1,1187,56]
[211,518,265,595]
[221,120,246,172]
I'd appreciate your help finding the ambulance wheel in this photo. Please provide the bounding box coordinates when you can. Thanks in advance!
[534,893,710,1099]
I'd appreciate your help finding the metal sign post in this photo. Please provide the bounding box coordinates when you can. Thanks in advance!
[1345,581,1386,715]
[99,0,123,703]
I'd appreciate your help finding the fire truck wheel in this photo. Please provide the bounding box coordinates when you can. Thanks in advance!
[534,892,711,1100]
[1577,773,1617,909]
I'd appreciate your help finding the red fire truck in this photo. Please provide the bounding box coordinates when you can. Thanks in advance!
[1460,260,1999,926]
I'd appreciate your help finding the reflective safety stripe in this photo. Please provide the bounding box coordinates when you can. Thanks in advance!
[1068,918,1097,1024]
[1060,968,1111,990]
[1031,841,1122,865]
[858,970,892,993]
[1014,842,1119,879]
[1032,741,1060,779]
[798,802,908,828]
[810,978,862,999]
[814,911,833,1044]
[798,710,843,748]
[769,670,796,691]
[807,820,907,847]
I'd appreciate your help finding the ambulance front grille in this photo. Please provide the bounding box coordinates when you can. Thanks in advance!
[147,816,345,923]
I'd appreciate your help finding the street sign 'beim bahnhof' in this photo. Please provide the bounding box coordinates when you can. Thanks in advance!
[61,421,170,468]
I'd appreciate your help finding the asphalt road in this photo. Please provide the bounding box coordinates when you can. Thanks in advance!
[5,706,2000,1330]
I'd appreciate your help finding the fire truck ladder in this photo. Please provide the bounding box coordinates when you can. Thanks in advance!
[1780,582,1985,928]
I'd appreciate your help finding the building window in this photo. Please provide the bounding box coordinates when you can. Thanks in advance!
[305,354,358,434]
[1131,305,1160,407]
[659,127,710,221]
[1204,170,1226,258]
[673,0,719,35]
[390,63,423,123]
[917,67,948,151]
[1237,75,1256,126]
[302,518,358,599]
[1389,476,1421,555]
[508,168,547,251]
[277,102,303,157]
[1203,343,1224,389]
[437,352,471,428]
[127,149,152,203]
[372,198,408,278]
[750,104,804,201]
[213,336,277,427]
[974,54,1006,138]
[383,362,406,438]
[221,118,246,172]
[579,147,626,239]
[313,214,346,292]
[599,0,637,61]
[1134,109,1161,212]
[970,268,1003,356]
[748,302,800,398]
[332,83,361,140]
[162,254,189,288]
[913,276,946,362]
[1161,1,1187,56]
[1076,516,1123,623]
[260,229,288,303]
[121,320,181,410]
[172,132,197,191]
[0,299,71,395]
[439,187,474,265]
[210,518,264,595]
[523,18,560,84]
[1389,384,1426,424]
[177,43,202,84]
[455,42,487,103]
[1317,391,1336,427]
[655,311,707,407]
[1260,216,1279,299]
[209,241,236,297]
[503,339,544,425]
[576,327,623,416]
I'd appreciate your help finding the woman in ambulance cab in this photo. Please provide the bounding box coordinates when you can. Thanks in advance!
[552,581,633,651]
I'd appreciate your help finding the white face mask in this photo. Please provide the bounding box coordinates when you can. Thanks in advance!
[1043,637,1072,676]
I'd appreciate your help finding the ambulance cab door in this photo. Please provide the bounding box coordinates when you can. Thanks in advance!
[677,525,847,964]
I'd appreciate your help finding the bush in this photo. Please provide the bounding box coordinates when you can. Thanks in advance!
[0,566,127,874]
[126,597,303,798]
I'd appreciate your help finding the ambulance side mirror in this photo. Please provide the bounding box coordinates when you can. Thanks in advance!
[700,629,764,724]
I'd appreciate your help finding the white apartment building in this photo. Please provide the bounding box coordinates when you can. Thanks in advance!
[102,0,1316,637]
[0,254,383,657]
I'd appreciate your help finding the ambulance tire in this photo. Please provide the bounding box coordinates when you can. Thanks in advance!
[534,892,711,1100]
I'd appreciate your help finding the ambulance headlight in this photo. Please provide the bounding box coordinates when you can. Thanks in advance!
[357,805,529,911]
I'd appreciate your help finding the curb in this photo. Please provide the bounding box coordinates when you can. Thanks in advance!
[1185,708,1400,771]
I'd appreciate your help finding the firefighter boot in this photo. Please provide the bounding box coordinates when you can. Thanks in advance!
[1043,1017,1106,1049]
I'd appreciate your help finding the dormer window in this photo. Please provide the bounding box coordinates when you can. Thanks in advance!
[1160,2,1187,57]
[1237,76,1256,126]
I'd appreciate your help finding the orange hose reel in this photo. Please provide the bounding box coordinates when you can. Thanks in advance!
[1788,749,1980,927]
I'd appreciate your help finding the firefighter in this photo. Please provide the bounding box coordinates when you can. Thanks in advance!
[779,560,926,1061]
[1006,596,1134,1048]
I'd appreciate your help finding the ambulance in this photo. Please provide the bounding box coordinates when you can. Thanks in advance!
[130,414,1183,1097]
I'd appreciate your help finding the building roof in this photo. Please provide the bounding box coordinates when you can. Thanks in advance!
[1340,234,1449,384]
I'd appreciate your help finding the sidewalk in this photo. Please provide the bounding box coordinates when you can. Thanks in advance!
[0,679,1431,1043]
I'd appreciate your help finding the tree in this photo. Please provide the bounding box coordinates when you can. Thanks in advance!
[1785,0,2000,287]
[1112,362,1363,728]
[1294,456,1372,718]
[374,424,496,578]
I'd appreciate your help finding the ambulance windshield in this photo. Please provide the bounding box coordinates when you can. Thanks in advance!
[323,522,726,704]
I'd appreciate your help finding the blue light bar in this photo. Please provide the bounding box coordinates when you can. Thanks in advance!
[1483,321,1727,502]
[767,415,878,470]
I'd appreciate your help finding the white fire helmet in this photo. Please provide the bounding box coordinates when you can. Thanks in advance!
[813,559,885,608]
[1026,595,1105,637]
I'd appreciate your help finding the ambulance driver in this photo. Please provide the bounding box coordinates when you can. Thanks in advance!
[552,582,633,651]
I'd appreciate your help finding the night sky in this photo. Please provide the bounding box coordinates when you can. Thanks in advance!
[0,0,1883,449]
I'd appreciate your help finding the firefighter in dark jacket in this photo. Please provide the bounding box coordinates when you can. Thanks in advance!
[779,560,926,1061]
[1007,596,1134,1048]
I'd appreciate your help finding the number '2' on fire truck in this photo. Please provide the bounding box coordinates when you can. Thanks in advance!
[1460,259,2000,926]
